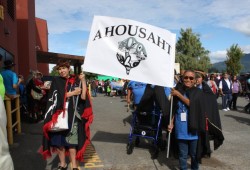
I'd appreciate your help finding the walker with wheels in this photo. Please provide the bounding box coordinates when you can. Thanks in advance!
[126,107,164,158]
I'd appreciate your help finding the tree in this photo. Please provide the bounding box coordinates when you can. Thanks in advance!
[50,65,59,76]
[225,44,244,75]
[176,28,211,72]
[84,72,98,80]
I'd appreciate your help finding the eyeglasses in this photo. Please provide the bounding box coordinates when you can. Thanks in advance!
[183,76,195,80]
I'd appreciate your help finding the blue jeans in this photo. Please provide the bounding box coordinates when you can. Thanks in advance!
[178,139,199,170]
[91,89,97,97]
[221,93,232,109]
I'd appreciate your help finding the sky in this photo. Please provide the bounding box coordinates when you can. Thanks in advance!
[35,0,250,64]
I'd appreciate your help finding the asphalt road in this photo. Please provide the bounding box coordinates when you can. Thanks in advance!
[9,94,250,170]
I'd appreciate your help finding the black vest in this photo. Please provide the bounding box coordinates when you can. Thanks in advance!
[221,79,232,94]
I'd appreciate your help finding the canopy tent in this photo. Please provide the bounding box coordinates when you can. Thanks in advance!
[97,75,119,81]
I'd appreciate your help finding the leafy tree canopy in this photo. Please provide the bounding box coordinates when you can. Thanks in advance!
[176,28,211,72]
[225,44,244,75]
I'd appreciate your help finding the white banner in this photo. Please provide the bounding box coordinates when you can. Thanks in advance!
[84,16,176,87]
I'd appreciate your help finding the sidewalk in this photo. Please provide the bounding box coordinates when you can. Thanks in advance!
[9,121,46,170]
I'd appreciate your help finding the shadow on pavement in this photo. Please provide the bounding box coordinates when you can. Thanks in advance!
[91,131,128,144]
[224,114,250,126]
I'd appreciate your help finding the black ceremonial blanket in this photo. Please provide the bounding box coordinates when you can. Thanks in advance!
[188,85,224,162]
[39,76,93,162]
[136,85,170,116]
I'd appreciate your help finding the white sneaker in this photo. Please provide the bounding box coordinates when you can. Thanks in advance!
[223,109,228,111]
[227,107,230,111]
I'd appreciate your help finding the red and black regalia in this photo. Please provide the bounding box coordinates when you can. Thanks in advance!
[39,75,93,162]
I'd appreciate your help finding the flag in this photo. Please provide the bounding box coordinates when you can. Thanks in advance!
[84,16,176,87]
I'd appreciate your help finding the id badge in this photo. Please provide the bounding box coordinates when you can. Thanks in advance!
[65,101,69,109]
[181,112,187,121]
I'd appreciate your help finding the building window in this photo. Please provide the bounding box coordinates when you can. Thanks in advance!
[7,0,15,20]
[0,47,14,66]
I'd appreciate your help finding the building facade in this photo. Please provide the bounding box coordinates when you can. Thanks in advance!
[1,0,83,80]
[0,0,49,79]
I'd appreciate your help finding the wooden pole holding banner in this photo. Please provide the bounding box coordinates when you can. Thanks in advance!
[166,95,173,158]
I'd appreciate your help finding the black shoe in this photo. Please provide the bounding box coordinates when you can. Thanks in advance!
[72,168,79,170]
[57,164,67,170]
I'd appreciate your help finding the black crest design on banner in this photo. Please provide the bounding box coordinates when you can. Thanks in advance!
[116,37,147,75]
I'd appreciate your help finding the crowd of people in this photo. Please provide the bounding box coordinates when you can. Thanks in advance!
[124,70,250,170]
[86,69,250,168]
[89,70,216,169]
[0,55,50,123]
[88,71,250,114]
[1,51,250,170]
[0,55,54,169]
[88,78,129,98]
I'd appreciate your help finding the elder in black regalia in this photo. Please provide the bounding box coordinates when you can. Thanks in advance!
[168,70,224,168]
[39,59,93,170]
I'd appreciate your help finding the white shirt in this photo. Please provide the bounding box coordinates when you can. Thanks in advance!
[219,78,231,89]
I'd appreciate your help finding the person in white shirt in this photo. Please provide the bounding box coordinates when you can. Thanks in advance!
[219,72,232,111]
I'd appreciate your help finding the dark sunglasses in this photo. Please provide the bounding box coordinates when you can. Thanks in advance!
[183,76,195,80]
